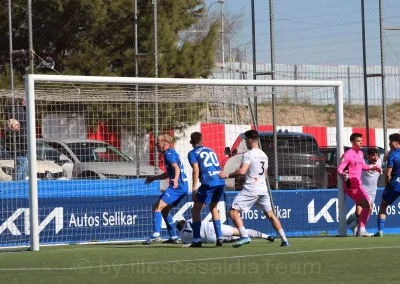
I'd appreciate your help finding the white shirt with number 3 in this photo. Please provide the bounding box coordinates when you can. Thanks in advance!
[242,148,269,195]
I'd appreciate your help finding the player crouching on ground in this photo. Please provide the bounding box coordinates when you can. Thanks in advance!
[176,218,274,245]
[218,130,289,248]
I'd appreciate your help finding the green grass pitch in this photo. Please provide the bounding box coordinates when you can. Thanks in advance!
[1,236,400,284]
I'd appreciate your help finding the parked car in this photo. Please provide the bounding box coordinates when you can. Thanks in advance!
[37,138,163,179]
[223,130,328,190]
[320,146,386,188]
[0,142,68,181]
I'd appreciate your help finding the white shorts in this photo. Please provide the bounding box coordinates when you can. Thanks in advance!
[368,193,376,204]
[231,190,272,213]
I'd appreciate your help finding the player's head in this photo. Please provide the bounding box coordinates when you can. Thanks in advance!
[18,97,26,107]
[175,219,186,232]
[367,148,379,164]
[190,132,202,148]
[244,130,259,150]
[156,134,173,153]
[389,133,400,150]
[350,133,363,150]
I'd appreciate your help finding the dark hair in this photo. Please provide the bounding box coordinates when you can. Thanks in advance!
[176,220,185,231]
[367,148,378,155]
[389,133,400,143]
[190,132,202,145]
[244,130,259,140]
[350,133,362,142]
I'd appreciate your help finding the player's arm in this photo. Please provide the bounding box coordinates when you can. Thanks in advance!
[385,167,392,187]
[218,163,250,179]
[170,162,180,189]
[145,171,169,185]
[191,162,200,202]
[361,162,382,173]
[385,152,394,187]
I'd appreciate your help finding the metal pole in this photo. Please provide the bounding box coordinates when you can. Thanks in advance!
[28,0,34,74]
[270,0,278,190]
[221,0,225,79]
[347,66,352,104]
[251,0,258,125]
[361,0,370,147]
[294,64,298,100]
[335,84,346,237]
[26,75,39,251]
[153,0,159,170]
[134,0,140,177]
[379,0,388,152]
[8,0,18,181]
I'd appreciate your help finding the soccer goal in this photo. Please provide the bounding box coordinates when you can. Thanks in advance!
[2,75,346,251]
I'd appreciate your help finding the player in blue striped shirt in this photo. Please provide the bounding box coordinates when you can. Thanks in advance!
[187,132,225,247]
[143,134,188,244]
[375,133,400,237]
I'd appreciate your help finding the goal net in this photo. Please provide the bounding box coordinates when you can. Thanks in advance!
[1,75,345,251]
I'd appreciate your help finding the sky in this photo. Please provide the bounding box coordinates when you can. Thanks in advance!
[205,0,400,66]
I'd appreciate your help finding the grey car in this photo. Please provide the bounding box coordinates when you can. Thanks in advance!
[37,138,163,180]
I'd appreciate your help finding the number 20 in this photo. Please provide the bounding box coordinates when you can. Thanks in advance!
[200,152,219,167]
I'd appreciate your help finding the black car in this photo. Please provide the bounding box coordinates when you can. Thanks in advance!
[320,146,386,188]
[224,130,328,190]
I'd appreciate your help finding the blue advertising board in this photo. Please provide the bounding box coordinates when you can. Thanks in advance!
[1,180,399,247]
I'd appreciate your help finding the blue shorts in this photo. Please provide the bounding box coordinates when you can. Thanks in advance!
[382,183,400,205]
[196,185,225,205]
[160,186,187,206]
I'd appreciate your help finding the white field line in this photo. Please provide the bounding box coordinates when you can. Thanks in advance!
[0,245,400,271]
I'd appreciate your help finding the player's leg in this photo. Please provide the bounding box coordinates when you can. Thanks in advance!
[229,192,256,247]
[348,205,362,235]
[356,189,372,236]
[209,185,225,244]
[189,185,209,246]
[375,184,400,237]
[230,224,273,241]
[255,195,288,246]
[142,197,169,244]
[161,188,187,243]
[345,187,371,236]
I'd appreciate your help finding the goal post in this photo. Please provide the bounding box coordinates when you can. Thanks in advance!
[23,74,345,251]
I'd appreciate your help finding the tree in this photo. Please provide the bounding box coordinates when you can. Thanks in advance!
[0,0,219,133]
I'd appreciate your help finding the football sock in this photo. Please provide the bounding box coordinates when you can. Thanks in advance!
[192,221,202,241]
[359,208,370,228]
[278,229,288,242]
[213,219,223,239]
[153,212,162,235]
[378,218,385,231]
[238,226,249,238]
[247,229,268,239]
[163,215,177,238]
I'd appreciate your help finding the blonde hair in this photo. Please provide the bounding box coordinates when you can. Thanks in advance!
[159,134,173,145]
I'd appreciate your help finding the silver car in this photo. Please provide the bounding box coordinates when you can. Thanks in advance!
[0,142,69,181]
[37,138,163,179]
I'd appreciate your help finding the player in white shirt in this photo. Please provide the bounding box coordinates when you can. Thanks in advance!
[176,218,275,245]
[346,148,382,235]
[218,130,289,247]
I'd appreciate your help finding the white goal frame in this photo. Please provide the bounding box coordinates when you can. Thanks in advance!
[25,74,345,251]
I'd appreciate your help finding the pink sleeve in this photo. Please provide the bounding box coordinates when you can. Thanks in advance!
[362,163,370,170]
[337,154,349,175]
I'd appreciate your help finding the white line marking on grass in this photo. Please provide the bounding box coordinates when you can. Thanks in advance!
[1,245,400,271]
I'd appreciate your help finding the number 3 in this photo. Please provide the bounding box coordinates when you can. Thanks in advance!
[259,161,265,175]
